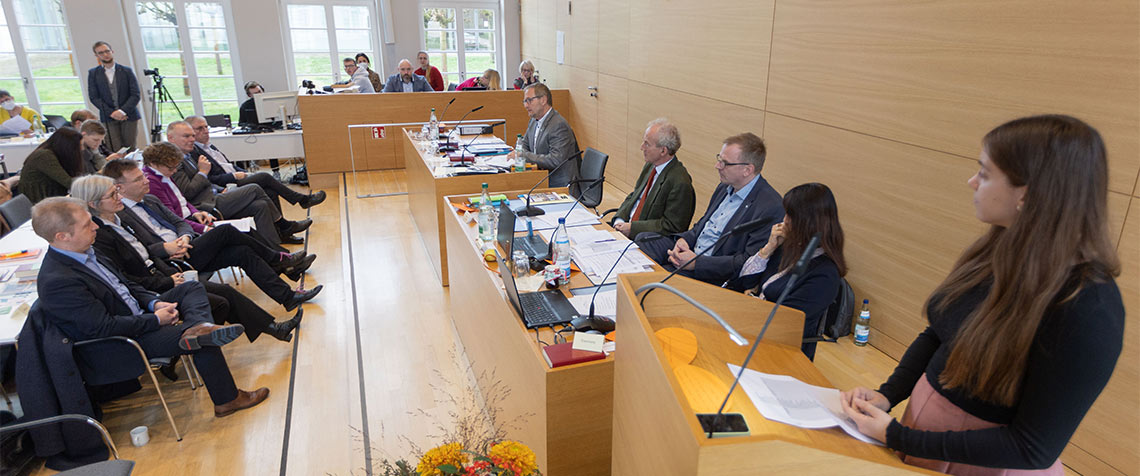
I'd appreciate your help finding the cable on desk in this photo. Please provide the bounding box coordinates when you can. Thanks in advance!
[549,325,565,344]
[533,328,549,347]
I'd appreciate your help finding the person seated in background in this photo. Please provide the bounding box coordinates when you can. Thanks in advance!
[506,83,580,187]
[635,132,784,285]
[335,58,375,93]
[0,90,42,135]
[415,51,445,91]
[513,60,539,90]
[100,158,322,311]
[31,197,269,418]
[238,81,263,126]
[72,175,303,343]
[165,122,311,247]
[68,109,97,130]
[383,59,433,93]
[20,127,84,203]
[185,116,325,212]
[725,183,846,360]
[456,69,501,91]
[354,53,383,93]
[611,118,695,238]
[78,120,125,174]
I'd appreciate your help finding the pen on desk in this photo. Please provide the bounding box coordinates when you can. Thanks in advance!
[0,250,28,258]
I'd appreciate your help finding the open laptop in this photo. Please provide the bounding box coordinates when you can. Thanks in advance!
[497,202,549,261]
[499,226,579,329]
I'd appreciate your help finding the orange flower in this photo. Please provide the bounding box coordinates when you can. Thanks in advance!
[488,440,537,475]
[416,442,466,476]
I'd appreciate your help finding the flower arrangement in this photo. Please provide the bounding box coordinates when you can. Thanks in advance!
[416,440,540,476]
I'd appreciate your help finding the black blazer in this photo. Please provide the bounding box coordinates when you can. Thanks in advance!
[726,247,841,360]
[92,216,179,292]
[193,143,245,186]
[37,247,160,342]
[116,194,196,260]
[678,176,784,284]
[85,64,141,122]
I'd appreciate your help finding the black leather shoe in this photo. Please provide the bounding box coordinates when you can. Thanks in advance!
[284,254,317,281]
[158,363,180,382]
[265,309,302,342]
[282,285,323,311]
[287,219,313,235]
[280,234,304,245]
[275,251,308,271]
[301,190,327,209]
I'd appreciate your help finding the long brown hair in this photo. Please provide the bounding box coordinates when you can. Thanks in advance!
[35,127,83,177]
[931,114,1119,406]
[778,183,847,277]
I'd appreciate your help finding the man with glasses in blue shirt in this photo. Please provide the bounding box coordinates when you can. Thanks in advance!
[635,132,784,285]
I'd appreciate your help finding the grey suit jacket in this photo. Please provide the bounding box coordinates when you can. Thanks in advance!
[172,154,219,211]
[382,73,433,93]
[520,109,580,187]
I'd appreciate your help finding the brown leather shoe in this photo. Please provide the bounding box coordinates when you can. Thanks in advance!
[214,387,270,418]
[179,323,245,351]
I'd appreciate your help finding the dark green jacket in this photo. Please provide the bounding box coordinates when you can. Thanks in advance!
[612,157,696,237]
[21,148,74,204]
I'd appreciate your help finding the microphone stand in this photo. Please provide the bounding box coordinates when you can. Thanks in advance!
[515,150,584,217]
[444,106,484,162]
[581,240,637,328]
[705,234,822,438]
[437,97,456,132]
[543,178,605,251]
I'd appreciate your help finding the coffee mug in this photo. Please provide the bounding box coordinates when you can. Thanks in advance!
[224,183,238,193]
[130,426,149,447]
[183,270,198,282]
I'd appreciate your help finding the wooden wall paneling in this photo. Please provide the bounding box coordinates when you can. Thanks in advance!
[597,0,630,78]
[761,114,989,360]
[596,74,631,190]
[537,0,558,64]
[562,65,599,153]
[520,0,541,60]
[766,0,1140,195]
[1065,200,1139,475]
[626,0,773,109]
[626,84,767,217]
[553,0,598,72]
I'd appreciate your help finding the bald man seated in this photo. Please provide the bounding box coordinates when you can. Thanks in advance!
[383,59,433,93]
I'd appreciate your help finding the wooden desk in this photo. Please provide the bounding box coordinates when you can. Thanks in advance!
[444,189,626,476]
[406,130,548,286]
[297,89,568,174]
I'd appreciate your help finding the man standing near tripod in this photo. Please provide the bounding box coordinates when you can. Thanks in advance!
[87,41,141,150]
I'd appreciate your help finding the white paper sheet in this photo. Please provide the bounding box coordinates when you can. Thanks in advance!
[567,289,616,318]
[533,208,599,229]
[726,364,883,445]
[212,216,257,232]
[0,116,31,134]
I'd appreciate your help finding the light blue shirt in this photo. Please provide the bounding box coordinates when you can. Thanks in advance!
[693,176,760,254]
[51,246,153,317]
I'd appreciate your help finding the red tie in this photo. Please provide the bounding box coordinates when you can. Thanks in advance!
[632,167,657,221]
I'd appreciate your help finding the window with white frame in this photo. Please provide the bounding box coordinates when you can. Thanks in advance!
[421,5,498,88]
[283,1,377,88]
[0,0,85,117]
[128,0,240,124]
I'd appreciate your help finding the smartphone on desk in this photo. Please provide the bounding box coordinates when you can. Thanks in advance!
[695,413,750,438]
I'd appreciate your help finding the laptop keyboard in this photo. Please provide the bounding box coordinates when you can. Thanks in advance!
[519,293,569,327]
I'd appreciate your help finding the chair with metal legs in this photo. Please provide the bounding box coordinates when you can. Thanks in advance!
[0,414,134,475]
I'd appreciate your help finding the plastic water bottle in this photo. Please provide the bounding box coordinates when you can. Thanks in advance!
[32,117,44,139]
[854,299,871,346]
[429,108,439,150]
[553,217,571,285]
[513,134,526,172]
[477,182,495,242]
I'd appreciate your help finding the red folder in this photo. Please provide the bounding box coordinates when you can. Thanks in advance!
[542,342,605,368]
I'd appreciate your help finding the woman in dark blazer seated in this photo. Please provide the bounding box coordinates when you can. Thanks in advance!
[727,182,846,361]
[71,175,301,343]
[20,127,84,203]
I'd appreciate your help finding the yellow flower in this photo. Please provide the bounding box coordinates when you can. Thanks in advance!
[416,442,466,476]
[488,440,537,475]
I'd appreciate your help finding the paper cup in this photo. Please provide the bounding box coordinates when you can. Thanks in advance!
[183,270,198,282]
[130,426,149,447]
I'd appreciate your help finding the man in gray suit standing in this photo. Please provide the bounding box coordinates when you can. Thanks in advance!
[507,83,580,187]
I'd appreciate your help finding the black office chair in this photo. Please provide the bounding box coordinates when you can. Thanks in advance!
[447,82,458,91]
[43,114,69,132]
[73,336,204,442]
[0,194,33,229]
[0,414,134,475]
[568,147,608,212]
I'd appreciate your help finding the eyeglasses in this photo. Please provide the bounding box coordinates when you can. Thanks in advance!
[100,189,121,201]
[522,96,540,104]
[716,154,750,167]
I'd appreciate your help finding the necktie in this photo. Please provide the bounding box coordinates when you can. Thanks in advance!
[137,202,177,232]
[632,167,657,221]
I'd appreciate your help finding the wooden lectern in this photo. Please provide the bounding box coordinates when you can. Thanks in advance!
[612,272,929,475]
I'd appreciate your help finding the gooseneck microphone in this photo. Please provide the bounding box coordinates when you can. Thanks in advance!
[437,97,457,125]
[573,240,638,333]
[445,105,484,161]
[515,150,584,217]
[705,233,822,438]
[460,119,506,155]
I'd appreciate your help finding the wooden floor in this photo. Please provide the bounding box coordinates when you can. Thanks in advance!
[20,176,1078,475]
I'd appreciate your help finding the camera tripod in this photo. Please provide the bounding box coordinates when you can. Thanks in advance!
[147,69,185,143]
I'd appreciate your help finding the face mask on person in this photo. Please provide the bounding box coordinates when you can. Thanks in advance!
[358,62,369,69]
[0,100,14,111]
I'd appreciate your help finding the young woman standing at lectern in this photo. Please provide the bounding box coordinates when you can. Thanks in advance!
[727,182,846,361]
[841,115,1125,474]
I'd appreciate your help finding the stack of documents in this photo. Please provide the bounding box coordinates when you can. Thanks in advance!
[567,288,616,318]
[532,208,600,230]
[726,364,882,445]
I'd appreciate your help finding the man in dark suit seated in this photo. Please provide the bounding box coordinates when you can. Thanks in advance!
[611,118,696,238]
[381,59,433,92]
[506,83,581,187]
[30,197,269,417]
[165,121,311,247]
[99,158,322,312]
[185,115,325,212]
[635,132,784,285]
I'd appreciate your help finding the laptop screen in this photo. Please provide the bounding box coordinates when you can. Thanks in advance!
[497,229,525,318]
[496,202,514,256]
